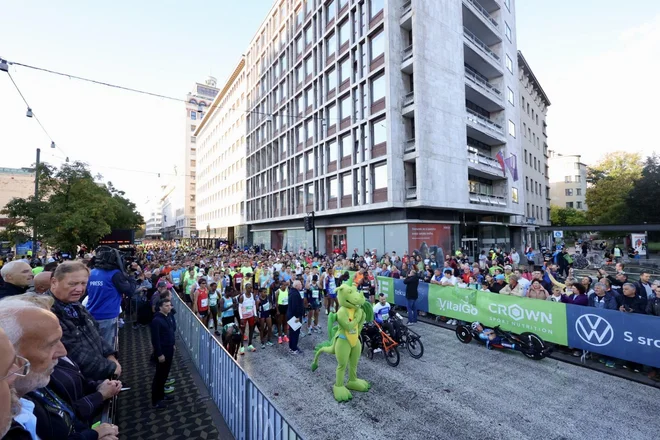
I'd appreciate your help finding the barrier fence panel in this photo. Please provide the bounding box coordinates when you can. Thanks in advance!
[170,290,303,440]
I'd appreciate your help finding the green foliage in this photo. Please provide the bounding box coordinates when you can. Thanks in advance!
[624,154,660,224]
[585,151,642,224]
[1,161,143,253]
[549,205,588,226]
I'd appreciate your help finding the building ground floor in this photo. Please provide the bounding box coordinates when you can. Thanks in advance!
[191,224,249,248]
[248,208,552,262]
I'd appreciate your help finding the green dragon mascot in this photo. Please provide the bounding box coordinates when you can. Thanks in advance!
[311,283,374,402]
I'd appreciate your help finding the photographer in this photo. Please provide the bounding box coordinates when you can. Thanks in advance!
[86,246,137,348]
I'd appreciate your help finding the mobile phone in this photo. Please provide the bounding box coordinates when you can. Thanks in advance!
[120,387,131,391]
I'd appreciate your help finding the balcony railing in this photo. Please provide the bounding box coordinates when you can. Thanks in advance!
[406,187,417,200]
[402,45,413,62]
[403,91,414,106]
[469,191,507,206]
[404,138,416,153]
[463,27,500,62]
[464,66,502,99]
[467,146,503,173]
[464,0,499,29]
[466,108,504,135]
[402,0,412,15]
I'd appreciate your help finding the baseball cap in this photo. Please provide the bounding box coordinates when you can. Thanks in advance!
[157,280,167,288]
[495,274,505,281]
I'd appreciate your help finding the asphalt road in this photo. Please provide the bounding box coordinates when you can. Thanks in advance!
[234,313,660,440]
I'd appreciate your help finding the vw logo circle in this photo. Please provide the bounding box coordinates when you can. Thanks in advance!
[575,314,614,346]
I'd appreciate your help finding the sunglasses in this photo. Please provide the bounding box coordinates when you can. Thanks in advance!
[0,355,30,382]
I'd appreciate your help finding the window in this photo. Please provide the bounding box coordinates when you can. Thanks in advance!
[305,56,314,77]
[370,30,384,61]
[296,36,303,55]
[306,119,314,139]
[524,149,528,164]
[339,0,348,10]
[566,202,574,209]
[512,187,519,203]
[369,0,383,19]
[575,175,581,182]
[342,173,353,196]
[296,7,303,27]
[508,120,515,137]
[191,111,197,120]
[574,162,581,170]
[339,57,351,83]
[507,87,514,105]
[505,54,513,73]
[576,188,582,196]
[505,23,512,42]
[306,151,315,171]
[329,177,338,198]
[339,20,349,46]
[305,25,313,46]
[306,0,314,14]
[340,134,351,158]
[504,0,511,11]
[564,176,572,183]
[326,33,336,58]
[191,125,197,132]
[327,68,337,91]
[340,94,351,120]
[296,65,303,84]
[565,189,573,196]
[576,201,583,209]
[328,103,337,125]
[296,95,304,114]
[306,183,314,203]
[525,177,529,191]
[372,117,386,145]
[370,73,385,104]
[328,140,338,162]
[326,0,335,24]
[373,162,387,189]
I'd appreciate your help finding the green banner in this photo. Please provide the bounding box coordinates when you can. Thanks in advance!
[377,276,394,303]
[427,284,568,345]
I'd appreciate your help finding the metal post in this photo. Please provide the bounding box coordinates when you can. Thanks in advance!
[32,148,40,256]
[311,211,317,256]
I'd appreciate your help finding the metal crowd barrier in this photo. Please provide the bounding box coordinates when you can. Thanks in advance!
[100,319,120,424]
[170,292,304,440]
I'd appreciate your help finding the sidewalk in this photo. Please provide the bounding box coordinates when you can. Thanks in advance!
[115,322,232,440]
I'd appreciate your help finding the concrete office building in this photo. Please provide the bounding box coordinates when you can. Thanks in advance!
[0,167,34,230]
[194,59,249,246]
[517,51,551,248]
[144,198,163,239]
[183,77,219,239]
[548,151,588,211]
[159,175,184,240]
[244,0,524,257]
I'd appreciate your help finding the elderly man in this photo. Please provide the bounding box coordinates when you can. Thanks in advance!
[500,275,523,296]
[47,261,122,381]
[618,283,647,314]
[0,261,33,300]
[0,328,22,438]
[287,280,305,355]
[29,271,52,295]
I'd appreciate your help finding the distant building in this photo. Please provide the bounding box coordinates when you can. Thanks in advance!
[0,167,34,230]
[160,175,184,240]
[184,77,219,239]
[548,151,588,211]
[144,198,163,239]
[194,58,248,246]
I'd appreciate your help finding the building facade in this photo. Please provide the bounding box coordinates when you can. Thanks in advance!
[159,175,184,240]
[548,151,588,211]
[243,0,525,257]
[184,78,219,239]
[145,198,163,239]
[0,167,34,230]
[517,51,551,248]
[194,59,249,246]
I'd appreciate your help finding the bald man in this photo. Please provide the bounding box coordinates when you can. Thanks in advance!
[0,261,33,300]
[31,271,52,295]
[0,327,20,438]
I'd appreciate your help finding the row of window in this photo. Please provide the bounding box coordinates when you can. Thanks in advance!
[566,201,583,209]
[525,177,547,198]
[197,202,245,223]
[523,149,544,174]
[564,175,582,183]
[526,203,545,221]
[564,188,583,196]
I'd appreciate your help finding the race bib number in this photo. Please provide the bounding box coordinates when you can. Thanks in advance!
[300,291,305,299]
[280,295,288,305]
[312,289,319,299]
[242,305,254,319]
[382,313,389,321]
[262,302,271,312]
[200,298,208,308]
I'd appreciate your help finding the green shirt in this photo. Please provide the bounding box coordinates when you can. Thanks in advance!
[32,267,44,275]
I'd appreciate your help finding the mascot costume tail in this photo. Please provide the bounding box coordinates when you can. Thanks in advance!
[311,284,374,402]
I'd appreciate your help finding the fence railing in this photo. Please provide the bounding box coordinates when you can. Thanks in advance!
[100,317,120,424]
[170,291,304,440]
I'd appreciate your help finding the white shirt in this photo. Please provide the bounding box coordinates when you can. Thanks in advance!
[440,275,457,286]
[518,277,531,296]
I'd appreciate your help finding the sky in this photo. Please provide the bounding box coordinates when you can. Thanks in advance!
[1,0,659,217]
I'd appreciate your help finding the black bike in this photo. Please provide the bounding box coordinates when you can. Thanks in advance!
[455,323,551,361]
[360,322,400,367]
[389,313,424,359]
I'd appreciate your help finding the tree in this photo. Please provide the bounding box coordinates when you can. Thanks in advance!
[585,151,643,224]
[625,154,660,223]
[1,161,143,253]
[550,206,588,226]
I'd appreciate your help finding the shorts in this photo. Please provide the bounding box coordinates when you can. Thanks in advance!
[278,305,288,315]
[328,292,337,299]
[308,300,320,310]
[241,317,256,327]
[259,311,273,319]
[209,305,218,317]
[221,316,235,327]
[198,310,208,318]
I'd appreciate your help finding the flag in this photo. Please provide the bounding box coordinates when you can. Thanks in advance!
[504,154,519,181]
[496,150,506,175]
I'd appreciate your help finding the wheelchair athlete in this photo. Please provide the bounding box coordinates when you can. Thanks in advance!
[471,322,516,350]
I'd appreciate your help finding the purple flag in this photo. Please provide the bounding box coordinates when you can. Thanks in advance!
[504,154,518,181]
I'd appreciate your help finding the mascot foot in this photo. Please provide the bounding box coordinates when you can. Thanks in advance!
[346,379,371,392]
[311,362,318,372]
[333,385,353,402]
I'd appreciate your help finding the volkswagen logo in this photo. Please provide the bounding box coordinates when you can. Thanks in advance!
[575,314,614,346]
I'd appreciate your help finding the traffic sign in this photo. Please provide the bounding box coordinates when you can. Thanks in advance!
[553,231,563,239]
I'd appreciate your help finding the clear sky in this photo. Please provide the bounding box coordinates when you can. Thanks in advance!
[1,0,659,216]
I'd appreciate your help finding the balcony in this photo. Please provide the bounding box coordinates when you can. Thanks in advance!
[404,138,416,154]
[401,1,412,29]
[402,91,415,117]
[462,0,501,42]
[465,108,506,144]
[463,27,502,78]
[464,66,503,111]
[469,191,507,207]
[401,45,413,73]
[467,146,506,179]
[406,187,417,200]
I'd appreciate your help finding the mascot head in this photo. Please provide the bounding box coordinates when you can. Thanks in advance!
[335,283,374,322]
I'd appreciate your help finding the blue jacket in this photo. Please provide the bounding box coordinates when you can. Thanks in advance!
[86,268,135,320]
[588,292,618,310]
[287,287,305,320]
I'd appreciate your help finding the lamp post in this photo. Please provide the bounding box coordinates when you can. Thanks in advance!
[32,148,41,256]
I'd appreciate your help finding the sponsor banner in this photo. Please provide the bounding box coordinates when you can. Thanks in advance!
[630,233,647,256]
[390,278,429,311]
[427,285,567,345]
[408,223,451,264]
[566,305,660,368]
[377,276,394,304]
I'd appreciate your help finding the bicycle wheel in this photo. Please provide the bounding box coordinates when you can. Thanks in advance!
[406,336,424,359]
[520,332,546,360]
[361,335,374,360]
[384,346,400,367]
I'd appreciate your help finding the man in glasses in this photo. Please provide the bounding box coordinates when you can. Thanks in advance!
[0,327,23,438]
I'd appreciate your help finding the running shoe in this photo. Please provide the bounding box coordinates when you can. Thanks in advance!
[240,346,245,355]
[289,349,303,355]
[266,341,274,346]
[248,345,256,352]
[165,378,176,386]
[315,325,322,332]
[605,360,616,368]
[283,335,290,343]
[325,309,329,315]
[373,348,382,353]
[261,344,266,349]
[278,336,283,344]
[243,333,248,341]
[164,386,175,394]
[307,329,312,336]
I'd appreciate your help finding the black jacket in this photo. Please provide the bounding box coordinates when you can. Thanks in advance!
[287,287,305,320]
[49,357,104,424]
[151,312,175,358]
[403,275,419,300]
[3,420,34,440]
[26,387,99,440]
[618,294,647,314]
[0,282,28,300]
[646,297,660,316]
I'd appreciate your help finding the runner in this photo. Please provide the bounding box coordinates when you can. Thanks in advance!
[182,265,197,304]
[238,284,257,354]
[192,277,209,322]
[221,287,236,327]
[208,281,220,335]
[256,288,274,348]
[305,274,322,335]
[325,266,338,314]
[276,280,290,344]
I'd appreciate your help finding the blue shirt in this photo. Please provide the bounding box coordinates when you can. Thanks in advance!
[373,302,391,324]
[86,268,121,320]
